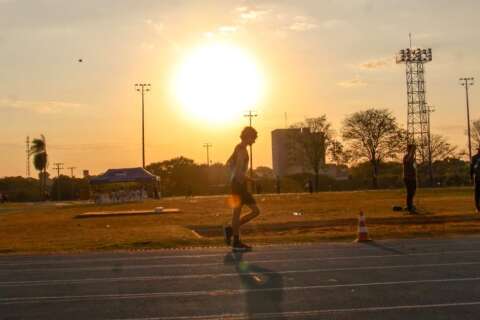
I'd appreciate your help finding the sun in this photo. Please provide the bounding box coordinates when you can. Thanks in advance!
[172,43,264,123]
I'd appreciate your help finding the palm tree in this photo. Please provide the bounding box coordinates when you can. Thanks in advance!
[30,135,48,200]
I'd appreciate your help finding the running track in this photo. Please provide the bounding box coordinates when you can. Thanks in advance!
[2,237,480,319]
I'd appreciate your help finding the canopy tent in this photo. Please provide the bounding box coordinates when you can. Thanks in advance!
[90,167,159,185]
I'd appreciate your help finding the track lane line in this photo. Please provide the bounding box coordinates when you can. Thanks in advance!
[3,248,480,273]
[1,261,480,287]
[3,276,480,304]
[113,301,480,320]
[3,238,480,267]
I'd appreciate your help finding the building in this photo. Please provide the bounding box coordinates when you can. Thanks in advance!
[271,128,347,180]
[271,128,315,177]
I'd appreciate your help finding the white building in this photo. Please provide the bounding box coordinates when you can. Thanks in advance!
[271,128,348,180]
[271,128,315,177]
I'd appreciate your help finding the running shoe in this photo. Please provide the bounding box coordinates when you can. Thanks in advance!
[232,242,252,252]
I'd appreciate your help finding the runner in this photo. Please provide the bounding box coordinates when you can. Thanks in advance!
[470,146,480,213]
[403,144,417,214]
[224,126,260,252]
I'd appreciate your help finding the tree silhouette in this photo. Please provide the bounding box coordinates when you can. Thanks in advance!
[342,108,404,189]
[417,134,457,163]
[292,115,333,191]
[30,134,48,200]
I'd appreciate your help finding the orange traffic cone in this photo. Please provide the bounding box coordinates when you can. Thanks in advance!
[355,211,371,242]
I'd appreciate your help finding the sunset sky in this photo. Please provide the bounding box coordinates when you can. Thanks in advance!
[1,0,479,178]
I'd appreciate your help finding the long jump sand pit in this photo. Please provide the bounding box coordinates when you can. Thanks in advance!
[76,207,181,218]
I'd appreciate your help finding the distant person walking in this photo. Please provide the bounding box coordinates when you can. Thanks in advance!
[224,126,260,252]
[470,146,480,213]
[403,144,417,213]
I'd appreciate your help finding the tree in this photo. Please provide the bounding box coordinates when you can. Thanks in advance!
[328,139,351,165]
[30,134,48,199]
[342,108,404,189]
[417,134,457,162]
[254,166,275,179]
[291,115,333,191]
[471,119,480,151]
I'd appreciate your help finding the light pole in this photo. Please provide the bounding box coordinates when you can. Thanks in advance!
[244,110,257,179]
[460,77,474,161]
[135,83,151,168]
[52,162,64,200]
[427,105,435,186]
[203,143,212,166]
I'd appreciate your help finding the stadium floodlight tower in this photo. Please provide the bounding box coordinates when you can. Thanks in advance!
[396,47,433,174]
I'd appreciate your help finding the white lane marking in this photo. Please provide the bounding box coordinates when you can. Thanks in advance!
[2,261,480,287]
[115,301,480,320]
[3,248,480,273]
[3,276,480,304]
[2,238,480,267]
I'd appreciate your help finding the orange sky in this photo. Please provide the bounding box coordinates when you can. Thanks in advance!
[1,0,479,177]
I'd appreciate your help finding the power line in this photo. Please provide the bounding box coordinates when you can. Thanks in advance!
[203,143,212,167]
[67,166,76,178]
[52,162,64,201]
[135,83,151,168]
[460,77,475,161]
[52,163,64,177]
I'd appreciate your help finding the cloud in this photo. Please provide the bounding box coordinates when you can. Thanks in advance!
[289,16,317,32]
[337,77,367,88]
[203,25,239,39]
[218,25,238,34]
[359,57,394,70]
[321,19,348,30]
[0,98,84,114]
[140,42,155,50]
[49,143,132,152]
[235,6,270,23]
[433,124,466,133]
[145,19,164,34]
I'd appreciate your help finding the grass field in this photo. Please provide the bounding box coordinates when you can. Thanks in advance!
[1,187,479,254]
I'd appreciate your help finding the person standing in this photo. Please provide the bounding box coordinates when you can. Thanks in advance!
[403,144,417,213]
[224,126,260,252]
[470,146,480,213]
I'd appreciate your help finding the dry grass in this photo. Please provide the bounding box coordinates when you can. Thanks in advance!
[0,187,479,254]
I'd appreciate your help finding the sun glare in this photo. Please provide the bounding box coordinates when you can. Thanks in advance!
[172,43,264,123]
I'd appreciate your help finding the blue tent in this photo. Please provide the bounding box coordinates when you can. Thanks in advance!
[89,167,159,185]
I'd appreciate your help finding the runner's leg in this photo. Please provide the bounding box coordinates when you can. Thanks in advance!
[232,206,242,237]
[239,203,260,226]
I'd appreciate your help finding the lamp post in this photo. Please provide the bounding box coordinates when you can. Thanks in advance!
[135,83,151,168]
[460,77,475,161]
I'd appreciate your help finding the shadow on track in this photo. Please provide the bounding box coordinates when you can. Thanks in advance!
[361,241,405,255]
[224,251,285,319]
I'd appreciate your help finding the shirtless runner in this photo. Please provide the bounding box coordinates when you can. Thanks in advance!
[224,126,260,252]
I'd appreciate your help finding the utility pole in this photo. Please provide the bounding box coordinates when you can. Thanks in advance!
[460,77,475,161]
[203,143,212,167]
[26,136,30,178]
[68,166,76,178]
[135,83,151,168]
[244,110,258,179]
[67,167,76,199]
[52,163,64,201]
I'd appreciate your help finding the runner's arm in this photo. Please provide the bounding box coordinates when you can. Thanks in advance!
[233,148,248,182]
